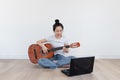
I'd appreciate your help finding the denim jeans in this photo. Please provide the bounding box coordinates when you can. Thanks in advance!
[38,54,75,69]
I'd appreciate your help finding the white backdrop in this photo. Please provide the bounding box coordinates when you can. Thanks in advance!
[0,0,120,59]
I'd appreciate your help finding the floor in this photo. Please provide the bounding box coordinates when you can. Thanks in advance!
[0,59,120,80]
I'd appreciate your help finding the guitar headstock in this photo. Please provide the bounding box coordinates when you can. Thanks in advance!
[70,42,80,48]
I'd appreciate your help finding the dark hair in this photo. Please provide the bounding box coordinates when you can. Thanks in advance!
[53,19,64,31]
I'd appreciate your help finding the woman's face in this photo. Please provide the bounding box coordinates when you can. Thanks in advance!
[54,26,63,37]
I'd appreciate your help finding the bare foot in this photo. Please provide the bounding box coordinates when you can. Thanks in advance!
[53,60,58,63]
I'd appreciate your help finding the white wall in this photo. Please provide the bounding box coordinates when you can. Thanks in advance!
[0,0,120,59]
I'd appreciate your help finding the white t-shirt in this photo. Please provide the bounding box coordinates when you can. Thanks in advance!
[46,35,69,56]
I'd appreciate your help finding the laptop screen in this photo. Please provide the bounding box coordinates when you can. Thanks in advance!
[70,56,95,75]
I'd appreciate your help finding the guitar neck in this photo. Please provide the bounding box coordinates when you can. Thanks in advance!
[48,45,70,52]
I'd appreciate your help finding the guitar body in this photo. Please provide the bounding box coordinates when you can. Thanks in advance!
[28,43,54,64]
[28,42,80,64]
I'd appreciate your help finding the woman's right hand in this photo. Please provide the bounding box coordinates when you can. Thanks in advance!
[36,39,48,54]
[42,46,48,54]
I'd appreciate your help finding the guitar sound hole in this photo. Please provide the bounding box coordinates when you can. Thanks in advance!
[33,49,37,59]
[41,50,47,56]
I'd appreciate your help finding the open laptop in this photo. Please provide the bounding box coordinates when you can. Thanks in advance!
[61,56,95,76]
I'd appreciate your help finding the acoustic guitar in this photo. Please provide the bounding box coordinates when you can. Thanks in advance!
[28,42,80,64]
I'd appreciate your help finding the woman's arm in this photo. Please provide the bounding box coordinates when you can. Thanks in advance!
[36,39,48,53]
[63,44,69,53]
[37,39,47,47]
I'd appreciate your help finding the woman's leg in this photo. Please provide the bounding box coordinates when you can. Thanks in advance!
[68,56,76,59]
[56,54,75,67]
[38,58,57,69]
[56,57,71,67]
[52,54,65,60]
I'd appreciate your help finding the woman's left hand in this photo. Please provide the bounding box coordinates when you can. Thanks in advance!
[63,46,69,53]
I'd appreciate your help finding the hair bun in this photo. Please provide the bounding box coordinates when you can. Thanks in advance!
[55,19,59,23]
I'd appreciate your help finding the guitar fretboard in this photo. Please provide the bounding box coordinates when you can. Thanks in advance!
[48,45,70,52]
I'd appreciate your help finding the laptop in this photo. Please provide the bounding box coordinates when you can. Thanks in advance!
[61,56,95,76]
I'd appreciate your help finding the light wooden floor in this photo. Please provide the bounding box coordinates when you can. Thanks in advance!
[0,59,120,80]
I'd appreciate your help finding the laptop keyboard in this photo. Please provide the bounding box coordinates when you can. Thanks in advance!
[61,69,70,75]
[64,69,70,72]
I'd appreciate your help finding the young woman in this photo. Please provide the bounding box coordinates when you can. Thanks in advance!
[37,19,74,69]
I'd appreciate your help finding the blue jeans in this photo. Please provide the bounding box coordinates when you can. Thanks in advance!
[38,54,75,69]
